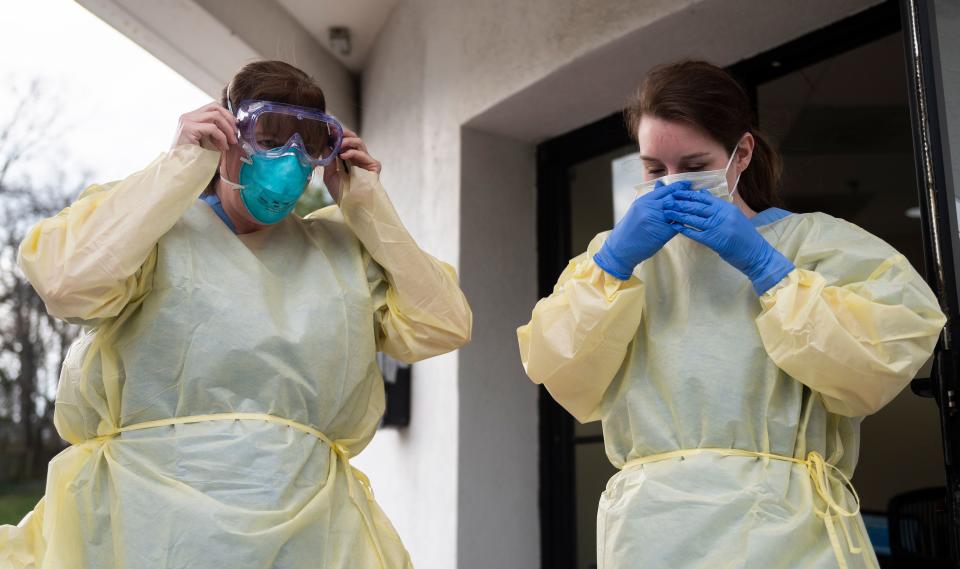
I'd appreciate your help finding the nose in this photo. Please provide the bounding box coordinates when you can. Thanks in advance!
[284,132,307,151]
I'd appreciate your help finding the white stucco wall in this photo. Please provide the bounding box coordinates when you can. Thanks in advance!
[193,0,357,125]
[933,0,959,200]
[351,4,462,568]
[78,0,358,127]
[457,128,540,569]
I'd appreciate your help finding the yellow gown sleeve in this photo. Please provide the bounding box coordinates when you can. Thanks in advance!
[331,165,472,363]
[17,144,221,326]
[756,217,946,417]
[0,497,45,567]
[517,233,647,423]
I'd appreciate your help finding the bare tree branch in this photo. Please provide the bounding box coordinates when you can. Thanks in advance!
[0,76,82,481]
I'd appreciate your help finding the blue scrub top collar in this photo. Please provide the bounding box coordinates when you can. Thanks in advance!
[201,194,239,234]
[752,207,792,228]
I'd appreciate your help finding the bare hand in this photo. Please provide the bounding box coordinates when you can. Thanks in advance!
[171,102,238,153]
[324,128,381,199]
[339,128,381,174]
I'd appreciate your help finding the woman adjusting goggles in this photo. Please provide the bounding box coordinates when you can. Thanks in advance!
[222,99,345,224]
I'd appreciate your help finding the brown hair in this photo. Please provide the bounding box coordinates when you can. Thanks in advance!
[625,60,783,210]
[203,60,327,195]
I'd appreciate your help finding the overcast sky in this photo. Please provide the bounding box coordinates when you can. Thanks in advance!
[1,0,211,188]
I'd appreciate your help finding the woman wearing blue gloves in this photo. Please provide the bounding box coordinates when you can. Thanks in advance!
[518,60,945,568]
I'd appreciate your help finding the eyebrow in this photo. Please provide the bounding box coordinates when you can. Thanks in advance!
[639,152,711,161]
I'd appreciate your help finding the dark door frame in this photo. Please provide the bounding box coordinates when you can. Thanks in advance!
[536,114,632,568]
[535,2,904,567]
[900,0,960,563]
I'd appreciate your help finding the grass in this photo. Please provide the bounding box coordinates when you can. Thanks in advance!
[0,481,44,526]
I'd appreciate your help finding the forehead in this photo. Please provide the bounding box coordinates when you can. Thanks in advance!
[636,116,724,159]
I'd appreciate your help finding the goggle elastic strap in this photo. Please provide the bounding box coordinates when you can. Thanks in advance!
[225,78,235,115]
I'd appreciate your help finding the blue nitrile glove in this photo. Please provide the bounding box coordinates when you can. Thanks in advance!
[593,180,690,280]
[662,189,794,294]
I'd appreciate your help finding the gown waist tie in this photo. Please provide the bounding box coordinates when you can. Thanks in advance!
[622,448,876,569]
[92,412,388,569]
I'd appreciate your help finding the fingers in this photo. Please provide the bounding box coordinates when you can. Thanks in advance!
[646,184,674,201]
[175,102,237,152]
[195,123,229,153]
[197,110,237,145]
[663,196,712,217]
[340,149,382,174]
[341,127,364,144]
[671,189,717,205]
[662,180,693,192]
[340,149,371,165]
[646,180,691,201]
[339,128,380,174]
[340,129,372,160]
[215,105,239,138]
[339,136,367,152]
[193,102,236,126]
[202,102,236,123]
[674,224,707,241]
[197,101,225,114]
[663,209,709,230]
[215,104,236,123]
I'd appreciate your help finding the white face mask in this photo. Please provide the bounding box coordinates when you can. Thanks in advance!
[636,141,742,202]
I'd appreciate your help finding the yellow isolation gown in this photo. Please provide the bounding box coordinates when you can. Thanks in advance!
[2,144,472,569]
[519,207,944,569]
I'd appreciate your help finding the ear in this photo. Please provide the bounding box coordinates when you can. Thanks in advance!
[736,132,756,175]
[218,151,229,176]
[218,144,242,181]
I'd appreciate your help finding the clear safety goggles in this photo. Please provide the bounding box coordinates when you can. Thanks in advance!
[232,99,344,167]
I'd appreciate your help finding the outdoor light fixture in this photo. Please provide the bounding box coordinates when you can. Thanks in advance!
[905,206,921,219]
[329,26,351,57]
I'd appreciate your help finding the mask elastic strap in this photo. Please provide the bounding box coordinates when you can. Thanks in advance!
[220,174,244,191]
[725,134,747,198]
